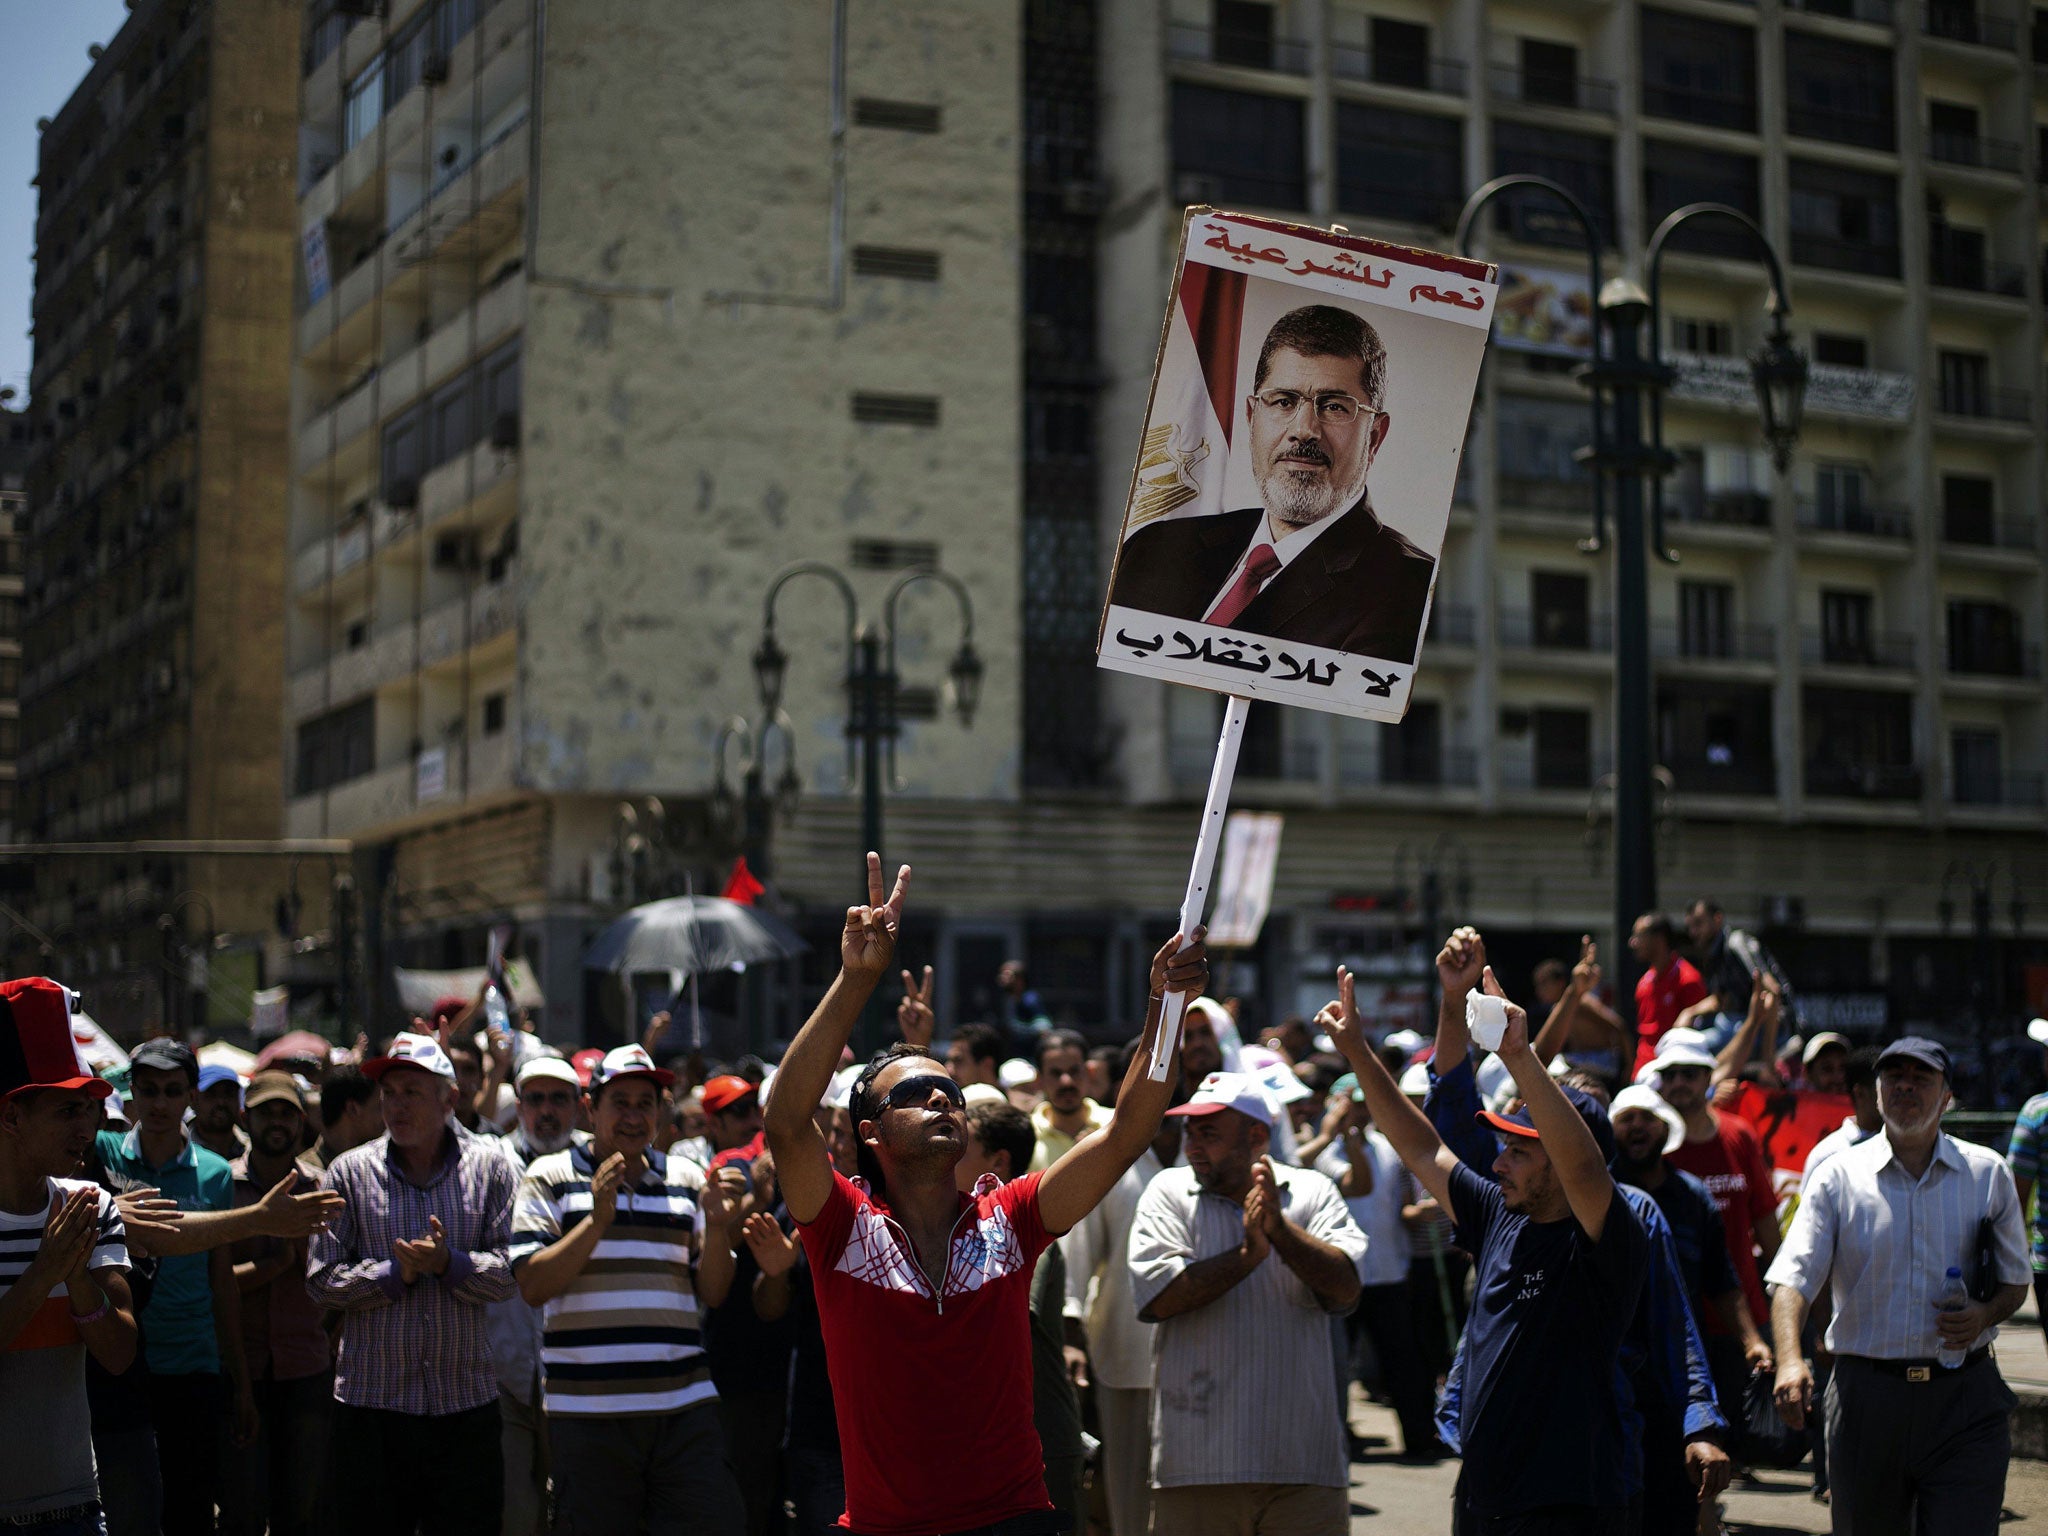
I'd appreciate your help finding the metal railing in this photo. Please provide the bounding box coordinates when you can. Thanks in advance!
[1790,232,1901,278]
[1785,102,1894,150]
[1497,608,1616,652]
[1937,384,2033,422]
[1641,81,1756,132]
[1795,497,1912,539]
[1786,0,1894,20]
[1651,620,1777,662]
[1497,472,1595,514]
[1500,752,1613,791]
[1426,603,1477,646]
[1799,629,1917,669]
[1487,64,1617,113]
[1927,131,2024,174]
[1946,641,2043,679]
[1928,249,2028,297]
[1805,762,1924,800]
[1923,3,2019,48]
[1670,489,1773,528]
[1167,22,1312,74]
[1941,510,2037,550]
[1668,762,1778,796]
[1947,769,2047,809]
[1329,44,1468,94]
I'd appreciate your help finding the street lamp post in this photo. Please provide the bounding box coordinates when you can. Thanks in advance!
[711,713,802,882]
[1455,183,1807,1001]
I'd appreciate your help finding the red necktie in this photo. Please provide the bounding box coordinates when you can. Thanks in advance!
[1206,544,1281,627]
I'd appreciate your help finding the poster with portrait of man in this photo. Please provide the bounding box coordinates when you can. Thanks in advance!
[1097,209,1497,722]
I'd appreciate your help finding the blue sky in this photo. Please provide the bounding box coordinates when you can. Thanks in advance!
[0,0,135,404]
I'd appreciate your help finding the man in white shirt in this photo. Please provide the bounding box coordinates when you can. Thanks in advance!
[1769,1038,2031,1536]
[1801,1046,1880,1181]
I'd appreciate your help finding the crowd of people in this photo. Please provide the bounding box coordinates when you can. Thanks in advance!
[1,866,2041,1536]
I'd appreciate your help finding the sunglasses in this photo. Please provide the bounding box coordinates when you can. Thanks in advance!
[879,1073,966,1111]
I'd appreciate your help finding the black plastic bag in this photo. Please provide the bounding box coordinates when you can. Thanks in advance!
[1739,1366,1808,1468]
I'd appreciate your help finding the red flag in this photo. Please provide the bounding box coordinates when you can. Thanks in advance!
[721,856,765,906]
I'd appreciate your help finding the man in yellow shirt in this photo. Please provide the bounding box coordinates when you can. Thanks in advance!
[1030,1030,1112,1172]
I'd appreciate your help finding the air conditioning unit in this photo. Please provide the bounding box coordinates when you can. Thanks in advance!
[385,478,419,510]
[489,411,519,450]
[422,52,450,84]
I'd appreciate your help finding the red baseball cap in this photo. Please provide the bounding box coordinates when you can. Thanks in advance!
[569,1048,606,1088]
[701,1074,759,1114]
[0,978,113,1101]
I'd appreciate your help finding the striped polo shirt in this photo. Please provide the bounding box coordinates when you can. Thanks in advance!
[509,1143,714,1417]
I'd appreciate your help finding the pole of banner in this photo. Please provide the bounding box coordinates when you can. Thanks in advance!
[1150,695,1252,1080]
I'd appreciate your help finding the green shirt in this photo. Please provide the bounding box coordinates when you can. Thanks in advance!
[96,1127,234,1374]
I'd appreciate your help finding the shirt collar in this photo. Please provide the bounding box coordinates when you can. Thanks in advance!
[1244,500,1348,574]
[121,1124,195,1171]
[1871,1129,1966,1179]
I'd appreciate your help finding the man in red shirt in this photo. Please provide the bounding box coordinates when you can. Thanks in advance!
[765,855,1208,1536]
[1628,913,1708,1075]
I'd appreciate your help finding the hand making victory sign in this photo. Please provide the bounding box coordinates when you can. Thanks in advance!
[898,965,936,1048]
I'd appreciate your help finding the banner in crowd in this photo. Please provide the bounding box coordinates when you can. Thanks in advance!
[1716,1081,1856,1202]
[1096,209,1496,722]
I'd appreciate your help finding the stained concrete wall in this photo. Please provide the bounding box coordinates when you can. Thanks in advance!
[517,0,1023,805]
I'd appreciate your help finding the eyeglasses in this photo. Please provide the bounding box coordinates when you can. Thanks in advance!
[520,1090,576,1109]
[879,1073,966,1111]
[1251,388,1375,425]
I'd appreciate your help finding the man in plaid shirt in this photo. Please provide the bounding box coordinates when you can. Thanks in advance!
[309,1032,518,1536]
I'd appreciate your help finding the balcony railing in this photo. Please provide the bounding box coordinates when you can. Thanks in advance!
[1941,510,2037,549]
[1426,602,1477,646]
[1487,64,1617,113]
[1937,383,2033,422]
[1497,608,1616,652]
[1922,3,2019,48]
[1785,101,1894,150]
[1927,132,2024,174]
[1947,642,2042,679]
[1641,82,1756,132]
[1805,761,1923,800]
[1329,44,1468,94]
[1799,629,1917,669]
[1374,746,1481,790]
[1498,473,1594,514]
[1790,232,1901,278]
[1928,249,2028,297]
[1167,22,1311,74]
[1786,0,1894,21]
[1795,497,1912,539]
[1501,752,1613,791]
[1669,488,1772,528]
[1949,769,2047,809]
[1651,620,1777,662]
[1668,762,1778,797]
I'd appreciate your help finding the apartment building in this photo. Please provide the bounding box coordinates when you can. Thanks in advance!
[18,0,301,1034]
[0,406,27,844]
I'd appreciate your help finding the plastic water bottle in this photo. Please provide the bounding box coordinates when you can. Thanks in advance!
[1935,1266,1969,1368]
[482,983,511,1039]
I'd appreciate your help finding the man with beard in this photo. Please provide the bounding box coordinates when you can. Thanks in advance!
[1324,960,1651,1533]
[1108,305,1435,661]
[491,1057,581,1536]
[192,1065,251,1162]
[764,855,1208,1536]
[221,1073,331,1536]
[1771,1039,2031,1536]
[1029,1029,1112,1172]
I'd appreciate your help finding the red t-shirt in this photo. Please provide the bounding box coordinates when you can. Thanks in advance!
[1632,957,1709,1073]
[1665,1111,1777,1329]
[796,1167,1054,1535]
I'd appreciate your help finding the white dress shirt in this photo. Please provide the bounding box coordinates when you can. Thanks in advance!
[1058,1147,1161,1391]
[1801,1115,1876,1180]
[1766,1129,2030,1360]
[1201,510,1345,624]
[1314,1131,1412,1287]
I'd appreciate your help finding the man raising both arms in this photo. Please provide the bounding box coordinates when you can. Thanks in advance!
[764,854,1209,1536]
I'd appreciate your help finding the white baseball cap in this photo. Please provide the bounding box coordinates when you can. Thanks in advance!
[1801,1032,1850,1067]
[515,1056,580,1090]
[1165,1070,1275,1127]
[2027,1017,2048,1046]
[1398,1062,1431,1098]
[363,1032,457,1083]
[1610,1085,1685,1155]
[1383,1029,1425,1060]
[998,1058,1038,1090]
[1247,1059,1312,1107]
[1649,1039,1718,1074]
[962,1083,1008,1107]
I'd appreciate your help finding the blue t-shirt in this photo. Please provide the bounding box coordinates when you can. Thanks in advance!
[95,1128,233,1376]
[1636,1167,1739,1306]
[1448,1161,1650,1518]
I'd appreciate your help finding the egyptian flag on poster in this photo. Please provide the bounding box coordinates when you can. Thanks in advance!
[1128,261,1247,532]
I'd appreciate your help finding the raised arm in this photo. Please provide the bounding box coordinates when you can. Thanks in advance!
[1431,926,1484,1066]
[1319,966,1460,1211]
[1038,931,1207,1236]
[1712,977,1778,1093]
[1486,969,1616,1241]
[765,853,909,1225]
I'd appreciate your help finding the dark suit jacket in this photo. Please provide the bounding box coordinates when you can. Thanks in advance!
[1107,498,1436,664]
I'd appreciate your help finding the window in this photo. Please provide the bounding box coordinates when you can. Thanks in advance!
[344,60,385,150]
[1519,39,1581,108]
[1671,317,1733,356]
[1947,599,2024,675]
[1491,123,1614,247]
[483,692,507,735]
[381,408,422,500]
[1173,83,1305,208]
[1383,700,1443,785]
[295,699,375,795]
[1678,581,1734,658]
[1951,728,2002,804]
[1640,10,1757,131]
[1937,350,1989,416]
[1214,0,1277,69]
[1928,220,1989,290]
[1533,708,1593,788]
[1783,33,1893,149]
[1336,105,1462,226]
[1811,332,1867,368]
[433,0,479,57]
[427,374,472,468]
[1496,395,1594,507]
[1531,570,1591,649]
[1643,142,1759,258]
[1657,683,1774,793]
[1788,160,1899,276]
[305,11,347,76]
[385,19,426,109]
[1820,589,1874,664]
[1804,686,1916,797]
[1812,462,1870,529]
[1370,18,1431,87]
[0,656,17,693]
[480,339,521,426]
[1941,473,1995,544]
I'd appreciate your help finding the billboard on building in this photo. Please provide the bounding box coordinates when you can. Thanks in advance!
[1097,209,1496,722]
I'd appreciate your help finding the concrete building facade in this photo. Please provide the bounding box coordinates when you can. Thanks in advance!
[19,0,302,1035]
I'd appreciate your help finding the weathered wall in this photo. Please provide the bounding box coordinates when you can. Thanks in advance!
[518,0,1024,803]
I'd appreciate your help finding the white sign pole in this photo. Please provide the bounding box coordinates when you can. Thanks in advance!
[1150,694,1252,1080]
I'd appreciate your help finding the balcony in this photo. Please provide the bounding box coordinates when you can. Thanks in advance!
[1425,603,1477,647]
[1497,608,1615,652]
[1936,383,2032,423]
[1501,752,1612,792]
[1947,641,2042,679]
[1795,497,1912,540]
[1487,64,1616,114]
[1669,487,1772,529]
[1928,248,2028,297]
[286,758,417,840]
[1949,768,2046,809]
[1330,44,1468,94]
[1941,509,2036,549]
[1799,629,1917,669]
[1922,3,2020,48]
[1790,232,1901,279]
[1785,0,1894,21]
[1926,132,2024,174]
[1338,742,1480,790]
[1167,22,1311,74]
[1668,762,1778,797]
[1785,101,1894,151]
[1805,761,1923,800]
[1641,82,1756,133]
[1652,621,1776,662]
[1498,473,1594,515]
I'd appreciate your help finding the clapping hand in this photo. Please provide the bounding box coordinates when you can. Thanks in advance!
[393,1215,451,1284]
[740,1212,797,1277]
[1241,1157,1283,1263]
[897,965,936,1047]
[587,1153,628,1235]
[31,1186,100,1290]
[842,854,910,981]
[1436,927,1486,1001]
[700,1168,738,1233]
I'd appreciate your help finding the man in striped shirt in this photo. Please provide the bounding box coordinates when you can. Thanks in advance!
[512,1043,744,1535]
[307,1031,519,1536]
